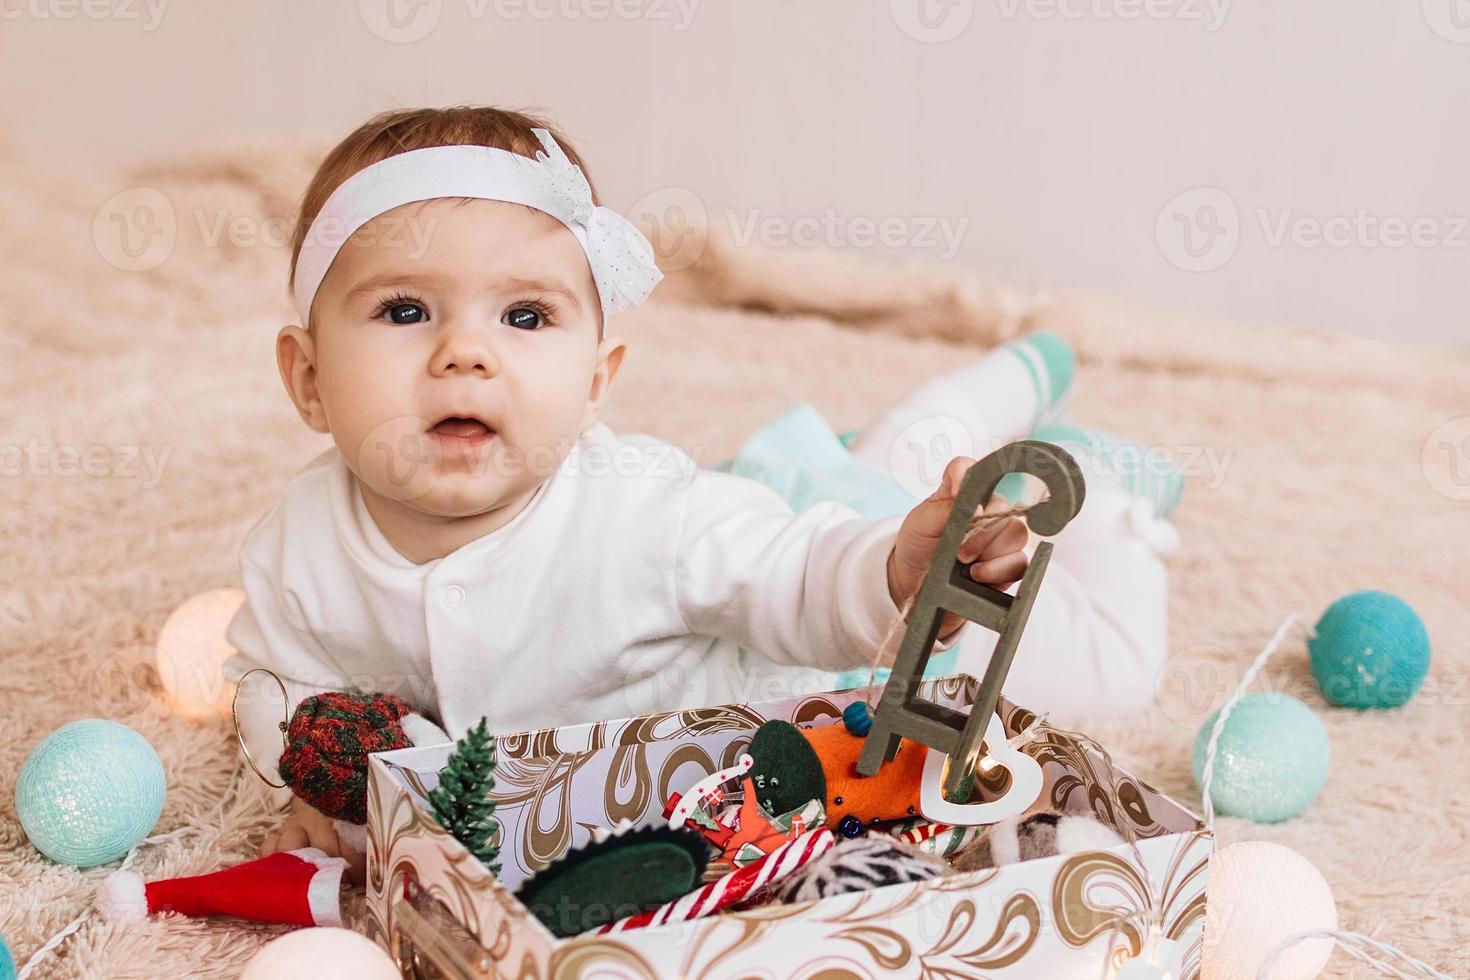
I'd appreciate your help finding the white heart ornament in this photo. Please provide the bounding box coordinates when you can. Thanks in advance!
[918,713,1044,826]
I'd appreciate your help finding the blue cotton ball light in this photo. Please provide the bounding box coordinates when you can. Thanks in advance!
[1191,693,1330,823]
[1309,590,1430,709]
[15,720,166,868]
[0,934,15,980]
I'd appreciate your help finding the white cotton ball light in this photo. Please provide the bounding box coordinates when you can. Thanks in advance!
[240,927,399,980]
[154,588,245,720]
[1202,841,1337,980]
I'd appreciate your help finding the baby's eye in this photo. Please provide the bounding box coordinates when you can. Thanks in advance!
[504,306,544,331]
[372,293,428,325]
[384,302,426,325]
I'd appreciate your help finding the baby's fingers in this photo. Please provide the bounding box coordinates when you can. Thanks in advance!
[304,820,342,857]
[935,456,978,501]
[274,822,309,854]
[968,551,1027,587]
[981,518,1029,561]
[958,514,1027,563]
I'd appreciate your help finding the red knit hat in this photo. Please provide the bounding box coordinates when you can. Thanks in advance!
[278,691,432,823]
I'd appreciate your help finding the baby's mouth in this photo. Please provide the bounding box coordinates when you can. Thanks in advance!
[427,416,497,441]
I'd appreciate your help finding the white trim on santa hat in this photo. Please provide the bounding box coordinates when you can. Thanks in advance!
[291,847,349,928]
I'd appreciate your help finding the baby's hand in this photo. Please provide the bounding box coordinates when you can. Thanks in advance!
[888,456,1030,643]
[260,796,367,885]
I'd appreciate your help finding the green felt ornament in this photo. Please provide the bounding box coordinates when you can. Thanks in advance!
[746,720,826,816]
[514,825,710,937]
[427,717,501,876]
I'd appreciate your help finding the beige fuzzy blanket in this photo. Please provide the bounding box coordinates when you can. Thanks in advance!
[1,132,1467,979]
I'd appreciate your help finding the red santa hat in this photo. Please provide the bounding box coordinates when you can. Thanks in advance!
[98,848,346,927]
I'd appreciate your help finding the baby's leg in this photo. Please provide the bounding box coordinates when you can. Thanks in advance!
[952,479,1176,723]
[848,332,1075,500]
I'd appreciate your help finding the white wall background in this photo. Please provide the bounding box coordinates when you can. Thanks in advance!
[3,0,1467,344]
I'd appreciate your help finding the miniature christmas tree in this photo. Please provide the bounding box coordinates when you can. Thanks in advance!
[427,716,501,876]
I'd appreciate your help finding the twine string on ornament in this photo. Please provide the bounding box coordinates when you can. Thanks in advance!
[1195,614,1452,980]
[862,498,1047,711]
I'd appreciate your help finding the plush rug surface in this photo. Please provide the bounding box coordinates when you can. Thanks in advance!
[1,132,1467,978]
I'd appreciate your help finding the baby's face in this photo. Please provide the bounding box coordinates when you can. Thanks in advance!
[298,198,621,520]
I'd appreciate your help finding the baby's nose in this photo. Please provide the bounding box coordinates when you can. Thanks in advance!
[442,355,492,374]
[432,332,500,377]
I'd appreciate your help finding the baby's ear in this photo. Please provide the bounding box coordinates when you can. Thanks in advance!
[581,335,627,432]
[276,324,329,434]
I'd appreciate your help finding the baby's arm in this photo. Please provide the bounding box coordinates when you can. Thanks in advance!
[673,466,969,674]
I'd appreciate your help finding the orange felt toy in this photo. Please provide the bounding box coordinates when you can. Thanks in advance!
[805,723,925,826]
[746,720,926,831]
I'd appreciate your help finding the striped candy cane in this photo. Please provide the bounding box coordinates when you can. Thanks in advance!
[598,827,835,933]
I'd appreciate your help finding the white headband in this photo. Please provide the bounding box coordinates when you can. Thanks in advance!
[292,128,663,325]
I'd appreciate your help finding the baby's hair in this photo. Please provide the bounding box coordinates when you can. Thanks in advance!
[288,104,603,335]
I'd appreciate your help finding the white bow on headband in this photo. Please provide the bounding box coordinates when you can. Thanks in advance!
[291,128,663,325]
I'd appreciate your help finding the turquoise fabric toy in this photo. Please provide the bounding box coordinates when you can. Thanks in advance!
[711,402,918,520]
[1309,590,1430,709]
[14,719,166,867]
[1191,693,1330,823]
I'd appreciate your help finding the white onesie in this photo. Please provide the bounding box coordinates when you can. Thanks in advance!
[224,420,964,794]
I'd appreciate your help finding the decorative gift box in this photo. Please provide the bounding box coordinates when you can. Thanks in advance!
[363,674,1212,979]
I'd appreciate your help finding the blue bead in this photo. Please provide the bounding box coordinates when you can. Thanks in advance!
[1191,693,1330,823]
[1310,590,1430,709]
[837,815,865,838]
[842,701,873,736]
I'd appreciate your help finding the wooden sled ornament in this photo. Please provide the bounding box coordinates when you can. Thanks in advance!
[854,440,1086,805]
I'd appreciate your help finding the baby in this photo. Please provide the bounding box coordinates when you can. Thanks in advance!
[224,106,1038,873]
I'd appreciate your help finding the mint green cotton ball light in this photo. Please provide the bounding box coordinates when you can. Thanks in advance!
[15,719,166,867]
[1192,694,1330,823]
[1310,590,1430,709]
